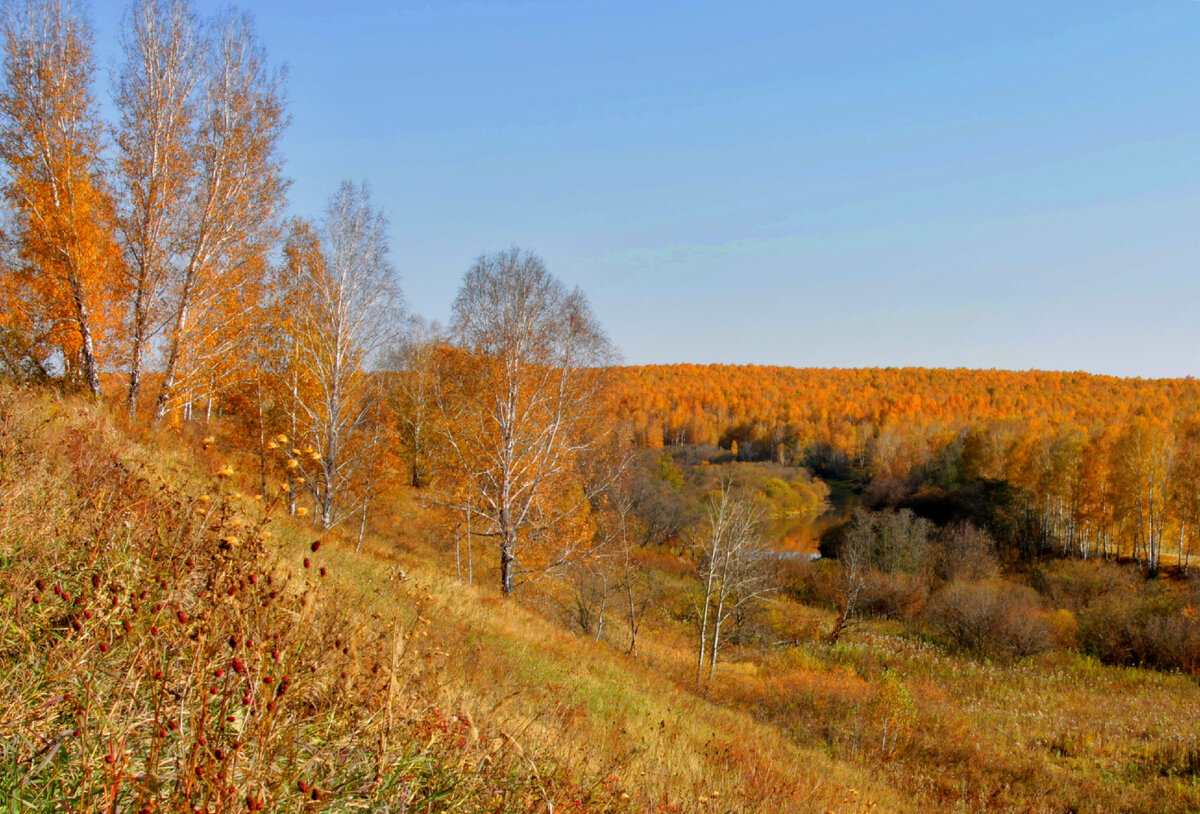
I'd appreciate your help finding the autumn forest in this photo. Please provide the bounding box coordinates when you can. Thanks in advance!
[4,1,1200,813]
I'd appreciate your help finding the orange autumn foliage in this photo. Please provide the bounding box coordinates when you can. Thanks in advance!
[0,0,122,395]
[612,364,1199,463]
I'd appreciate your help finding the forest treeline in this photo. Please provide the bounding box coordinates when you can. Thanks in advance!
[614,364,1200,572]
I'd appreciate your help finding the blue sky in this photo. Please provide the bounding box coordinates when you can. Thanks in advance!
[91,1,1200,377]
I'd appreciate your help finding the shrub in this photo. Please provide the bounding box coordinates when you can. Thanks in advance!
[1049,608,1079,649]
[780,557,839,607]
[933,522,998,582]
[925,579,1053,659]
[1077,582,1200,672]
[1033,558,1137,612]
[858,571,929,621]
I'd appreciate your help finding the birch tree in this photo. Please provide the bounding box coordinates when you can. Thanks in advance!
[384,315,442,489]
[602,470,655,656]
[278,182,401,529]
[113,0,201,416]
[436,248,616,596]
[153,9,286,420]
[695,484,774,684]
[0,0,121,397]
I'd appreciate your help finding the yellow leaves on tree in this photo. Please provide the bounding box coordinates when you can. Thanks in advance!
[436,249,617,595]
[0,0,121,395]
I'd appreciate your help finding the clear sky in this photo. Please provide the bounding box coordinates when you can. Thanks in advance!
[90,1,1200,378]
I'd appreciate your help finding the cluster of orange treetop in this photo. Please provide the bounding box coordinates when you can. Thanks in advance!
[613,365,1197,455]
[612,365,1200,570]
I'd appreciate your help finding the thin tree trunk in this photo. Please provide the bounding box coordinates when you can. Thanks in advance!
[455,523,462,580]
[257,385,268,499]
[708,612,724,683]
[594,578,606,643]
[624,580,640,657]
[827,601,851,644]
[467,494,473,584]
[71,279,102,399]
[696,584,712,686]
[500,535,515,595]
[126,290,149,417]
[357,494,369,551]
[154,295,190,420]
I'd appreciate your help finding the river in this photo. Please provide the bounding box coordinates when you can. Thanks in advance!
[767,481,860,557]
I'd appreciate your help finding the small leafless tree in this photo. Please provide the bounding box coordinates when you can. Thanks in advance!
[827,522,871,644]
[384,315,442,489]
[570,469,655,653]
[571,559,615,642]
[611,481,655,657]
[695,485,774,685]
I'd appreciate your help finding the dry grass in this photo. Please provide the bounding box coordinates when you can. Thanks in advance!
[278,481,1200,813]
[0,384,638,812]
[666,605,1200,813]
[264,495,904,812]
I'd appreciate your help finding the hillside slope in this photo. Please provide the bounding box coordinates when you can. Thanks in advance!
[0,384,897,813]
[8,382,1200,813]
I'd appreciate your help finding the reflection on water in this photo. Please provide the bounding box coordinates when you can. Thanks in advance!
[768,484,859,555]
[769,512,841,554]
